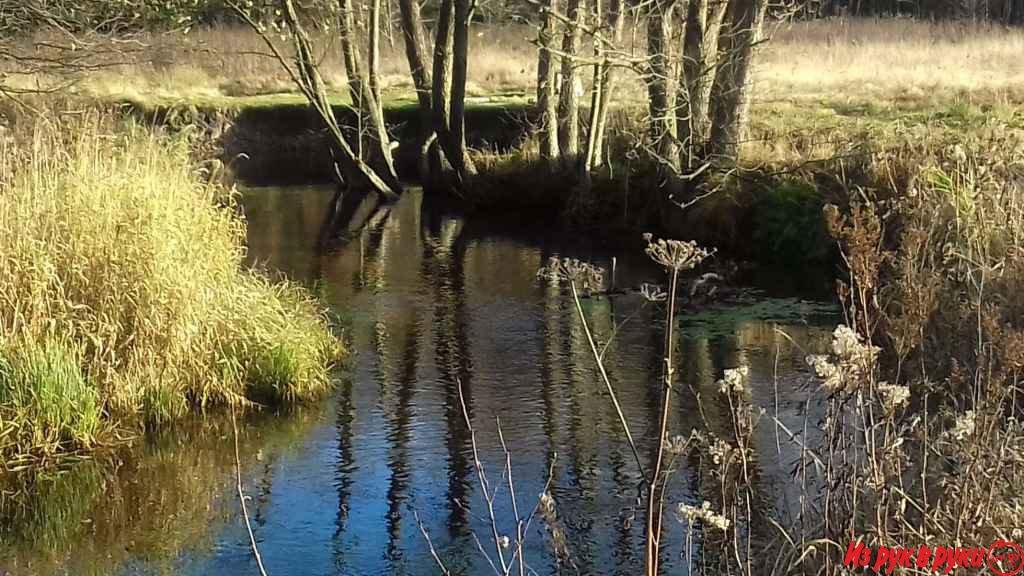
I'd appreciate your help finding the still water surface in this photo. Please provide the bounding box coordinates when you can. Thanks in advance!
[0,187,838,576]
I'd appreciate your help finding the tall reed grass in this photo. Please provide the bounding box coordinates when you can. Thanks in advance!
[0,110,343,464]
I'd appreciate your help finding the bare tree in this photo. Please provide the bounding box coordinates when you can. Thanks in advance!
[583,0,607,176]
[231,0,401,199]
[558,0,584,161]
[536,0,562,162]
[707,0,767,159]
[584,0,627,170]
[396,0,431,109]
[450,0,477,181]
[679,0,728,165]
[336,0,402,191]
[645,0,681,176]
[429,0,477,188]
[395,0,446,184]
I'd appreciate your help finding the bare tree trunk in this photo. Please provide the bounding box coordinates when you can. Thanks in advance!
[645,0,680,176]
[369,0,382,102]
[558,0,584,161]
[432,0,455,163]
[247,0,400,199]
[536,0,562,162]
[707,0,767,159]
[431,0,475,188]
[588,0,626,169]
[679,0,727,166]
[451,0,477,180]
[397,0,432,110]
[337,0,402,191]
[583,0,605,176]
[397,0,444,183]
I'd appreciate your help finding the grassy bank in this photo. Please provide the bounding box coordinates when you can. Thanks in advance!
[126,96,534,185]
[0,109,344,467]
[137,92,1017,266]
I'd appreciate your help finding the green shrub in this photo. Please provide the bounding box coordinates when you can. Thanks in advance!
[753,179,831,264]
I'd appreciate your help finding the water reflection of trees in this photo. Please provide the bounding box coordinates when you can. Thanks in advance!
[257,188,836,575]
[420,203,475,552]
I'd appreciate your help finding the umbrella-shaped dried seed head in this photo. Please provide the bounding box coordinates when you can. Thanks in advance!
[537,257,606,293]
[642,233,713,272]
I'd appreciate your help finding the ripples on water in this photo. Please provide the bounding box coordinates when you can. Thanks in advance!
[0,187,838,576]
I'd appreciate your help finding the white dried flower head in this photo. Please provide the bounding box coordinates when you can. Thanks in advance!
[537,257,606,293]
[805,325,880,393]
[831,325,862,357]
[717,365,749,395]
[642,234,713,272]
[706,437,734,467]
[639,282,667,302]
[676,501,731,531]
[876,383,910,414]
[539,491,555,512]
[944,410,976,442]
[950,144,967,164]
[666,434,690,457]
[806,354,843,391]
[498,535,510,549]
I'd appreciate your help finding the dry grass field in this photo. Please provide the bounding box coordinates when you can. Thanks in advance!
[763,18,1024,103]
[12,17,1018,112]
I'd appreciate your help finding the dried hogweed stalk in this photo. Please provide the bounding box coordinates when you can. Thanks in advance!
[665,433,692,457]
[537,257,606,294]
[692,429,737,469]
[642,233,713,272]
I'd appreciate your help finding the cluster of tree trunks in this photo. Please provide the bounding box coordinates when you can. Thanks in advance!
[234,0,769,207]
[536,0,767,188]
[233,0,477,202]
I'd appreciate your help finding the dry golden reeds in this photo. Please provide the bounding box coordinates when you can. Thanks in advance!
[0,110,343,463]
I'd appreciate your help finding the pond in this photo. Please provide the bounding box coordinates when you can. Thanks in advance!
[0,187,839,576]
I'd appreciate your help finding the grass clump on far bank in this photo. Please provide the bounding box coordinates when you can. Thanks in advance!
[0,110,343,464]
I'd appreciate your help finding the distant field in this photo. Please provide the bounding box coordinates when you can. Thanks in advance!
[763,18,1024,104]
[6,18,1024,111]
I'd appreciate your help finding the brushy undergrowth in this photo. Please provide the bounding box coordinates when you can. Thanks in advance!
[0,110,343,465]
[756,128,1024,573]
[613,127,1024,575]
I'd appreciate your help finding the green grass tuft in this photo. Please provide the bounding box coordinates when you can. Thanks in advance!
[0,339,102,452]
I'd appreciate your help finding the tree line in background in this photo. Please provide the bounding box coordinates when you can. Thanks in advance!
[799,0,1024,24]
[3,0,1019,29]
